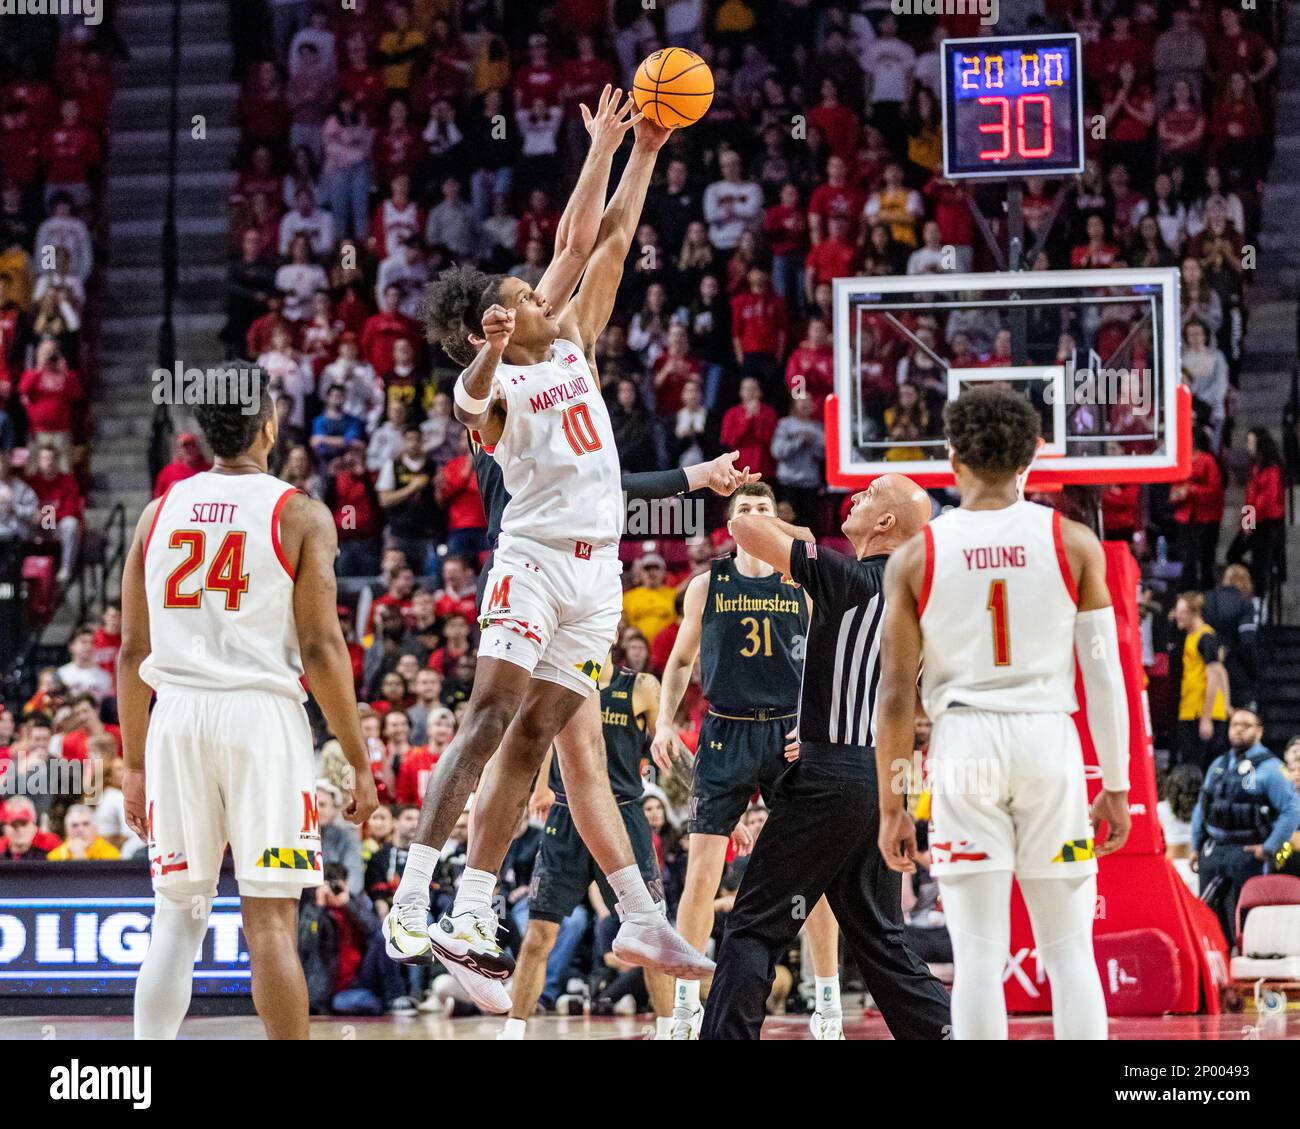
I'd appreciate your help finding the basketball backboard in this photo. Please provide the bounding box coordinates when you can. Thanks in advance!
[824,267,1191,490]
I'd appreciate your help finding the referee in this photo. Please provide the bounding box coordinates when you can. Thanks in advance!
[700,474,952,1040]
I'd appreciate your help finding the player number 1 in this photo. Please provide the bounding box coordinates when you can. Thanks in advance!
[987,579,1011,667]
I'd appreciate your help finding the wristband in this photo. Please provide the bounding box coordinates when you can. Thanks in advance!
[454,372,491,414]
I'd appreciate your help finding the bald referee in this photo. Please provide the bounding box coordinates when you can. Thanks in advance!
[700,474,952,1040]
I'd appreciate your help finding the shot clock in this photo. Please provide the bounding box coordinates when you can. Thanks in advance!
[941,34,1084,180]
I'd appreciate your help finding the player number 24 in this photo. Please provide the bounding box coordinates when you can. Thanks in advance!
[163,530,250,611]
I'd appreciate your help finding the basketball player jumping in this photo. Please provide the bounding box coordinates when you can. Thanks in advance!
[384,101,713,1007]
[875,387,1132,1040]
[499,659,672,1039]
[120,381,378,1039]
[651,482,844,1040]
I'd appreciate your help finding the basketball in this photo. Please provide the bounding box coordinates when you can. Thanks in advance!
[632,47,714,129]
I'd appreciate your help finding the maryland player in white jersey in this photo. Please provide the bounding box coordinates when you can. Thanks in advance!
[118,379,377,1039]
[875,387,1132,1040]
[383,91,711,1008]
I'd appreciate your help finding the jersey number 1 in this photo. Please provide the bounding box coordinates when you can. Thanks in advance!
[986,579,1011,667]
[164,530,250,611]
[560,402,603,456]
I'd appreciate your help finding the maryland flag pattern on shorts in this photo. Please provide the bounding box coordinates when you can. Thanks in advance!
[575,659,602,683]
[1053,838,1095,863]
[255,847,322,871]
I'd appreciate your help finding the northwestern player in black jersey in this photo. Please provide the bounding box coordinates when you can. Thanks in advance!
[497,661,671,1039]
[651,482,844,1039]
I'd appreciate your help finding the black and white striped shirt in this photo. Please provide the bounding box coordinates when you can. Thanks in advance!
[788,542,888,750]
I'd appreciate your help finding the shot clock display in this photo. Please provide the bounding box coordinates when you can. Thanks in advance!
[941,34,1084,180]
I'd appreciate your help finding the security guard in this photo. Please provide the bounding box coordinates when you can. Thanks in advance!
[1191,709,1300,947]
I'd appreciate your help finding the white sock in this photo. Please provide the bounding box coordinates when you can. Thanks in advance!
[394,843,439,907]
[655,1016,673,1038]
[134,886,211,1039]
[452,865,497,916]
[674,978,700,1013]
[815,975,841,1014]
[607,864,656,916]
[499,1017,526,1040]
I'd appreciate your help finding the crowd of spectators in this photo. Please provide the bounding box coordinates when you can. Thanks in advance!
[0,17,112,667]
[2,0,1297,1010]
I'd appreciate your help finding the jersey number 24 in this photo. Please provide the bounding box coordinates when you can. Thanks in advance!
[163,530,250,611]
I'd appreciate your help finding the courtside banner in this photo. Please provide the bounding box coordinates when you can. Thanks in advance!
[0,861,249,999]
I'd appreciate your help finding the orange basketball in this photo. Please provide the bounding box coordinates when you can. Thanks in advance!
[633,48,714,129]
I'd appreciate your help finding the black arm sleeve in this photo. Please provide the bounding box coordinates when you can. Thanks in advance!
[621,468,690,501]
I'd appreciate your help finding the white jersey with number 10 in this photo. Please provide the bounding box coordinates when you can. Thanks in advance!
[918,499,1080,722]
[489,339,623,549]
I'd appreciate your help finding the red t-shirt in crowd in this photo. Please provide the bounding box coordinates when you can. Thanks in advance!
[43,122,101,183]
[730,291,786,356]
[20,366,83,433]
[439,454,486,532]
[93,627,121,684]
[804,238,856,287]
[1246,464,1285,522]
[153,459,211,499]
[396,746,438,805]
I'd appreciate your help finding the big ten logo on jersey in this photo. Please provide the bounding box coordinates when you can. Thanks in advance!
[559,351,579,368]
[300,791,320,840]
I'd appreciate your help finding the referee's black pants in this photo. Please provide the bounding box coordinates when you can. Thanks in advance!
[700,747,951,1040]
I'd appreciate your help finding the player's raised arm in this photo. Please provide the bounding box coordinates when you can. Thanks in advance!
[728,513,816,577]
[1062,517,1132,857]
[117,499,161,837]
[875,535,927,874]
[563,115,674,354]
[536,86,641,312]
[621,452,761,502]
[650,570,708,773]
[283,492,377,826]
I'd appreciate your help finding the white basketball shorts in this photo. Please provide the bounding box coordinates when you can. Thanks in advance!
[144,686,322,897]
[926,708,1097,881]
[478,533,623,697]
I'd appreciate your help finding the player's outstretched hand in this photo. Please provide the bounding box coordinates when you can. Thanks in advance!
[344,771,379,827]
[1090,789,1132,858]
[580,84,642,154]
[124,768,147,838]
[633,113,674,151]
[704,451,761,496]
[879,807,918,874]
[481,304,515,355]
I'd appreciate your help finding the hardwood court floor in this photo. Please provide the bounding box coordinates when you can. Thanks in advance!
[2,1009,1296,1040]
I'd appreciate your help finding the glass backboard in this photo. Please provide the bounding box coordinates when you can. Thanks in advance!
[825,267,1190,489]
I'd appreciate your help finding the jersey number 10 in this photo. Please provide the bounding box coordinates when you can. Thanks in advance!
[560,402,603,456]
